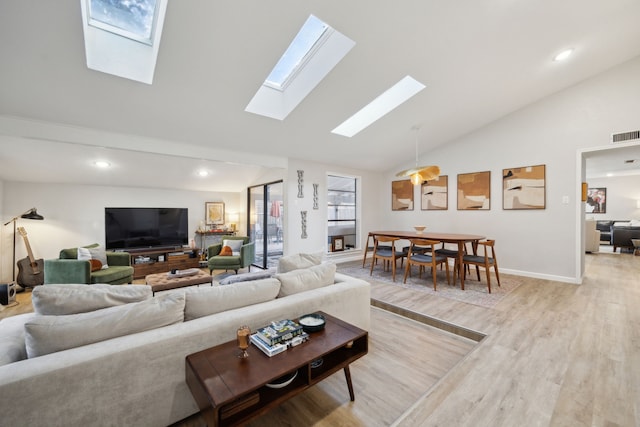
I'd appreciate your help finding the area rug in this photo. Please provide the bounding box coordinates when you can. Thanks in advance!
[338,260,522,309]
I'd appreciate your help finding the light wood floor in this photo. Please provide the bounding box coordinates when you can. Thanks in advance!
[3,252,639,426]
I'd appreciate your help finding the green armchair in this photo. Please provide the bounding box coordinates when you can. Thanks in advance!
[44,244,134,285]
[207,236,255,274]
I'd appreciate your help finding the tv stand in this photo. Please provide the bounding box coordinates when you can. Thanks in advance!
[127,247,201,279]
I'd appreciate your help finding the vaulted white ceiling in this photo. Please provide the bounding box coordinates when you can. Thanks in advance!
[1,1,640,191]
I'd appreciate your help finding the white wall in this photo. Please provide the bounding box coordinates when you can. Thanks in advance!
[384,56,640,283]
[0,179,5,282]
[283,159,383,260]
[0,181,242,282]
[585,175,640,221]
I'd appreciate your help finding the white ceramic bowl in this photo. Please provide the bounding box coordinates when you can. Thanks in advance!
[414,226,426,234]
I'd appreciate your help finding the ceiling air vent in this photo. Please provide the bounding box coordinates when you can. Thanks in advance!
[611,130,640,143]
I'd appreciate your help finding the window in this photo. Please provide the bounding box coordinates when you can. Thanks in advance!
[264,15,331,91]
[81,0,168,84]
[245,14,355,120]
[88,0,159,45]
[327,174,358,252]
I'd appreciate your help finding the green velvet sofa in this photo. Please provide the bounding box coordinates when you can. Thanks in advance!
[44,244,134,285]
[207,236,255,274]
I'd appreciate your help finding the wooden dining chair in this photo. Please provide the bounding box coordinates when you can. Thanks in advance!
[403,239,450,290]
[455,239,501,293]
[362,232,375,268]
[370,236,405,281]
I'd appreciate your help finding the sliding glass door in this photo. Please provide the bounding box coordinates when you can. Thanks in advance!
[248,180,284,269]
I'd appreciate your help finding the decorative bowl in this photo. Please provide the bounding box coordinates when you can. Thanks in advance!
[414,225,426,234]
[298,313,326,333]
[266,370,298,389]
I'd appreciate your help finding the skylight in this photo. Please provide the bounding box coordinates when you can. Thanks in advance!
[264,15,330,91]
[80,0,168,84]
[331,76,426,137]
[88,0,158,46]
[245,15,355,120]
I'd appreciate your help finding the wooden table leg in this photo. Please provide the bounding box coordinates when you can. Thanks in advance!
[344,366,355,401]
[457,242,465,290]
[362,233,373,268]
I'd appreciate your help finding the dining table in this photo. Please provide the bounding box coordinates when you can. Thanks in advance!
[363,231,486,290]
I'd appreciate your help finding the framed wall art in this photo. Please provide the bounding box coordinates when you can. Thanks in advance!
[205,202,225,225]
[457,171,490,210]
[421,175,448,210]
[392,179,414,211]
[331,236,344,252]
[586,187,606,213]
[502,164,546,210]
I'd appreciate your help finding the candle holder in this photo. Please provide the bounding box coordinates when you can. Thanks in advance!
[237,325,251,359]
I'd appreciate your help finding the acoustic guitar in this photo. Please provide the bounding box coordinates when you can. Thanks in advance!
[16,226,44,288]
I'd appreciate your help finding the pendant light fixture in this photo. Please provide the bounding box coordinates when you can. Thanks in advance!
[395,126,440,185]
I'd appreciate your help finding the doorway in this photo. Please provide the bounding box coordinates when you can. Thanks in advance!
[248,180,284,269]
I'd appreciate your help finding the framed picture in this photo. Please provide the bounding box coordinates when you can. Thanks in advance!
[502,164,546,210]
[331,236,344,252]
[392,180,414,211]
[205,202,225,225]
[421,175,448,210]
[586,188,606,213]
[457,171,491,210]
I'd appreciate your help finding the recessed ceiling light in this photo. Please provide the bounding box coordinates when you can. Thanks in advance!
[93,160,111,168]
[554,49,573,62]
[197,169,209,177]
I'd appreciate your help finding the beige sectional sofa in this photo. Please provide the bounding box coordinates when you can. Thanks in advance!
[0,257,370,426]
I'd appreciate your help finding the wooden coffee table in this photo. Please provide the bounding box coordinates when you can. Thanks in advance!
[185,312,368,427]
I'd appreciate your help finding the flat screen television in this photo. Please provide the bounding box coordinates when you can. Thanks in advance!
[105,207,189,250]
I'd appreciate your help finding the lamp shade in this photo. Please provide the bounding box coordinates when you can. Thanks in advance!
[21,208,44,220]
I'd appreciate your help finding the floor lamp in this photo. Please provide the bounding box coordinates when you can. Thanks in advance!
[3,208,45,283]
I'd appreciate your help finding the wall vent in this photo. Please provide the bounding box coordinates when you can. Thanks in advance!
[611,130,640,143]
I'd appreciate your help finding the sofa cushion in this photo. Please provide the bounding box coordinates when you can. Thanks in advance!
[276,252,323,273]
[184,278,280,321]
[89,266,134,285]
[275,262,336,297]
[32,283,153,315]
[25,292,185,358]
[0,313,36,366]
[219,245,233,256]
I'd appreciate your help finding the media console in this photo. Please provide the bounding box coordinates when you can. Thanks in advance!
[126,247,201,279]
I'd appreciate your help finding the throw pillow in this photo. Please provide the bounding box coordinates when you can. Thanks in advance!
[77,247,91,260]
[77,246,109,269]
[276,252,323,273]
[184,278,281,321]
[275,262,336,297]
[0,313,36,366]
[218,270,274,285]
[219,245,233,256]
[32,283,153,315]
[223,239,243,256]
[89,259,103,272]
[25,293,185,358]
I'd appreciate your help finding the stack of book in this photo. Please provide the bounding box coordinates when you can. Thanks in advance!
[250,319,309,357]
